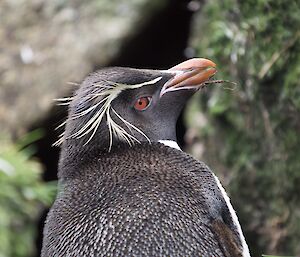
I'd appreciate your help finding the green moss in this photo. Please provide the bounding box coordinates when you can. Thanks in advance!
[0,132,57,257]
[189,0,300,255]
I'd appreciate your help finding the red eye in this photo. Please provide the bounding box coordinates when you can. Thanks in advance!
[134,96,152,111]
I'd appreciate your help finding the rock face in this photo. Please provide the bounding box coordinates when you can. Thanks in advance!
[0,0,165,136]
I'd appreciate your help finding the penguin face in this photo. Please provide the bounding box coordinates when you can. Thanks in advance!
[59,58,216,151]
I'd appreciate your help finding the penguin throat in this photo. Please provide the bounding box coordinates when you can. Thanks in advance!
[158,140,182,151]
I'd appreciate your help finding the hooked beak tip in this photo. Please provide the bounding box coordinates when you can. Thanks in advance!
[160,58,217,97]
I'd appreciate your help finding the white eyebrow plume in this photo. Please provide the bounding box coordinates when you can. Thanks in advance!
[54,76,163,151]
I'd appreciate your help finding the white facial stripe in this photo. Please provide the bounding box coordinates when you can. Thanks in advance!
[56,76,163,149]
[158,140,182,151]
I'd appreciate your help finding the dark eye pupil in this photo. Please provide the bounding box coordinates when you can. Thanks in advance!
[134,96,151,111]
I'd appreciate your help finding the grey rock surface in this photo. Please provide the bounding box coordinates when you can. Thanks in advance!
[0,0,165,136]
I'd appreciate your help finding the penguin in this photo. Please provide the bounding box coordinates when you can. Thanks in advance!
[42,58,251,257]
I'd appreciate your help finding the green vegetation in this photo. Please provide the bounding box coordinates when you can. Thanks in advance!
[0,131,56,257]
[188,0,300,255]
[262,255,296,257]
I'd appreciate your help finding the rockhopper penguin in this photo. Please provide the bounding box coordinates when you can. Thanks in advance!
[42,58,251,257]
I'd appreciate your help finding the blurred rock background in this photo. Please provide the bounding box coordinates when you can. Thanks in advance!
[0,0,299,256]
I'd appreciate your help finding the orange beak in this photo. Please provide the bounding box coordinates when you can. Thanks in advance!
[160,58,217,97]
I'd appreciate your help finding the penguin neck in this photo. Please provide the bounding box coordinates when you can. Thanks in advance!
[59,137,181,178]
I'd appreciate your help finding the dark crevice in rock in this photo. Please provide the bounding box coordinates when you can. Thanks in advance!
[107,0,194,69]
[31,106,68,181]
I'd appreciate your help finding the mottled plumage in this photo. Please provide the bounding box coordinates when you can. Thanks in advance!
[43,143,243,257]
[42,59,250,257]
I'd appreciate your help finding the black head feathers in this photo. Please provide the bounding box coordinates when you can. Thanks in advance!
[55,58,216,152]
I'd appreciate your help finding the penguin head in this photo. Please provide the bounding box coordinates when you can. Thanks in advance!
[58,58,216,152]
